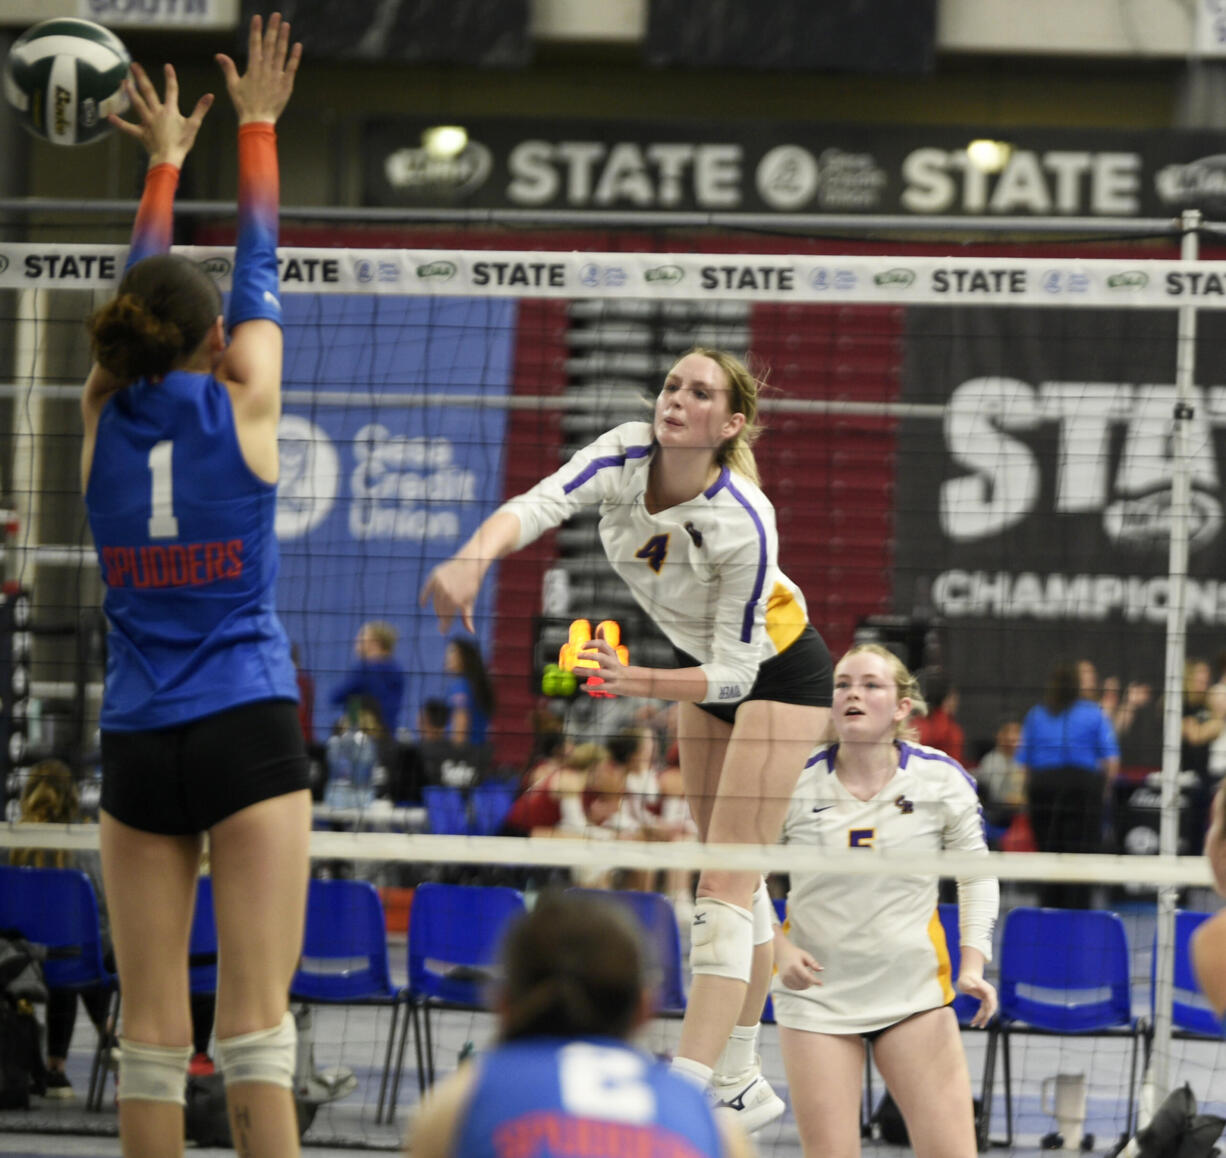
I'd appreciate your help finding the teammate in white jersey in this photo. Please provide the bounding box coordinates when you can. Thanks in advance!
[421,348,833,1129]
[773,643,998,1158]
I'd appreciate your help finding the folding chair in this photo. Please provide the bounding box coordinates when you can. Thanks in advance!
[0,865,117,1112]
[469,782,518,837]
[981,907,1144,1149]
[1150,909,1220,1041]
[189,875,218,997]
[422,785,469,835]
[386,882,527,1112]
[290,878,403,1124]
[567,887,687,1014]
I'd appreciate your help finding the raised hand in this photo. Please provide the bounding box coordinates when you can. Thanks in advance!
[108,61,213,169]
[420,558,481,634]
[215,11,302,125]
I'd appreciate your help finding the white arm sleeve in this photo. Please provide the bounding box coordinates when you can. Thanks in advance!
[496,424,651,550]
[944,764,999,962]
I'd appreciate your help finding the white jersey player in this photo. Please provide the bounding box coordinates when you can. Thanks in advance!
[772,643,998,1158]
[421,348,833,1132]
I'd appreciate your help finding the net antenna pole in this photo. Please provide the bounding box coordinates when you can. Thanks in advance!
[12,288,47,599]
[1149,208,1203,1114]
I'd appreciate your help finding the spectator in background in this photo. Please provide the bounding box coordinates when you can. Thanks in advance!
[291,643,314,746]
[975,717,1026,831]
[1017,659,1119,908]
[915,668,964,765]
[444,637,495,748]
[1080,658,1152,746]
[503,742,614,838]
[9,760,112,1098]
[330,621,406,734]
[522,726,568,790]
[1181,657,1226,851]
[417,697,481,791]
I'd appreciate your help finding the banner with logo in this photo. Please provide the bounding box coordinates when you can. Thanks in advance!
[274,293,516,737]
[895,306,1226,760]
[361,117,1226,220]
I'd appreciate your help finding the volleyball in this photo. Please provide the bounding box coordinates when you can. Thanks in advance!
[3,18,131,146]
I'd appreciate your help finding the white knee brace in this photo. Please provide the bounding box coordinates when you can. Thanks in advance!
[690,897,754,981]
[216,1011,296,1090]
[117,1039,192,1105]
[752,879,775,946]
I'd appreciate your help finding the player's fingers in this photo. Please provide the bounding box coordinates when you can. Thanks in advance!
[285,40,303,81]
[162,63,179,109]
[248,13,264,65]
[187,92,214,129]
[214,53,240,89]
[272,16,292,68]
[123,74,152,121]
[133,60,161,109]
[108,114,145,139]
[461,607,475,633]
[263,12,283,62]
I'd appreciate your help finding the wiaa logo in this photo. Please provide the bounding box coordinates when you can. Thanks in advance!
[644,265,684,285]
[1103,486,1221,551]
[383,141,493,196]
[198,256,232,280]
[1155,155,1226,214]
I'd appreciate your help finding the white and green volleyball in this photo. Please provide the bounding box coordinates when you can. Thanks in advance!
[4,19,131,146]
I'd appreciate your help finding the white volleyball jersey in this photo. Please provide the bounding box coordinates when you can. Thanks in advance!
[498,422,808,704]
[771,741,998,1035]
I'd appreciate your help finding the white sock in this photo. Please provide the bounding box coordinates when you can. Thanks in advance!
[715,1023,759,1080]
[671,1056,713,1089]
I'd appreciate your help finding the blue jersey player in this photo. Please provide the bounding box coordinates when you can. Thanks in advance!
[81,15,305,1158]
[408,892,750,1158]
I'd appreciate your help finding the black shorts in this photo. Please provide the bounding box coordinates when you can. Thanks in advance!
[101,699,309,836]
[675,623,834,726]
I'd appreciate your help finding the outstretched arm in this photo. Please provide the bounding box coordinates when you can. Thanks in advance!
[420,509,523,633]
[214,12,301,411]
[82,60,213,482]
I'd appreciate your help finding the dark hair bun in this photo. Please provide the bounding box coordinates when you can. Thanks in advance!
[88,293,183,381]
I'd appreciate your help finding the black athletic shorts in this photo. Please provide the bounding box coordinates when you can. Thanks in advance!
[101,698,309,836]
[674,623,834,725]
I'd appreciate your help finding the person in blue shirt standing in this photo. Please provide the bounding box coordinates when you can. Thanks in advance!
[408,891,750,1158]
[330,620,406,734]
[445,637,495,748]
[82,15,308,1157]
[1016,659,1119,909]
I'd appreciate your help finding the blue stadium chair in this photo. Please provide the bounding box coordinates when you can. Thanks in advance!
[387,882,527,1111]
[422,785,469,835]
[567,887,687,1014]
[0,865,117,1112]
[469,781,518,837]
[981,907,1143,1149]
[1150,910,1220,1041]
[290,878,403,1124]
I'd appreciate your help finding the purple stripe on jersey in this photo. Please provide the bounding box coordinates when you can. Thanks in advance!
[807,746,837,773]
[561,443,652,495]
[722,475,768,642]
[704,467,729,498]
[898,741,978,794]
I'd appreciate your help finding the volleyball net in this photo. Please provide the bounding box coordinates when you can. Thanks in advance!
[2,240,1226,1146]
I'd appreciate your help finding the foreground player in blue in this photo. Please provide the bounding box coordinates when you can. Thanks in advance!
[422,349,833,1128]
[408,892,751,1158]
[772,644,998,1158]
[82,15,306,1158]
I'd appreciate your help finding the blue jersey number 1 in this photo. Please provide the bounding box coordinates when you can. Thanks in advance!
[147,440,179,539]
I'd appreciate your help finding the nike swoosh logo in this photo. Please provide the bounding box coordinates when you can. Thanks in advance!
[811,805,834,813]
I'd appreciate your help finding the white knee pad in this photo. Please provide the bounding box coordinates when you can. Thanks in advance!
[216,1011,296,1090]
[690,897,754,981]
[117,1039,191,1105]
[752,879,775,946]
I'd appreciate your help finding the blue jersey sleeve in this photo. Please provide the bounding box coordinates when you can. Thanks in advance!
[228,122,282,330]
